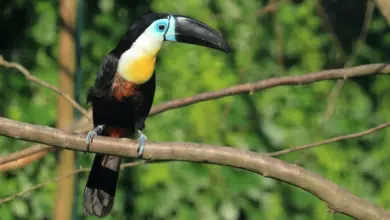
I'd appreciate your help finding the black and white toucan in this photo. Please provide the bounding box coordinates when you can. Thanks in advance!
[84,12,230,217]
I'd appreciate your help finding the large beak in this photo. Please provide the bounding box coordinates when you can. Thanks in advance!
[164,15,231,53]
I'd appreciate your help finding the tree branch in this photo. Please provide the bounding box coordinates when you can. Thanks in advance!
[0,56,91,121]
[0,150,50,171]
[267,121,390,157]
[149,63,390,116]
[322,1,375,123]
[1,63,390,169]
[0,117,388,219]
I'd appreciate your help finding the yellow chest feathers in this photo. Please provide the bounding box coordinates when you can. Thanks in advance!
[119,55,156,84]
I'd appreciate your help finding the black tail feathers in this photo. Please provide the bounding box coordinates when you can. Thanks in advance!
[83,154,121,218]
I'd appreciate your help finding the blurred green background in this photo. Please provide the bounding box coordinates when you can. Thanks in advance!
[1,0,390,219]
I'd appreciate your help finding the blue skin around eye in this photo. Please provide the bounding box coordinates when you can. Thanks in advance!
[153,19,169,33]
[151,17,176,41]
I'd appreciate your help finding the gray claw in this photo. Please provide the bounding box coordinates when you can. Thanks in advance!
[137,130,147,156]
[86,125,105,144]
[86,130,97,144]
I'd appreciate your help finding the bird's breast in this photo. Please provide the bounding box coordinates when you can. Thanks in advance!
[111,72,139,101]
[117,45,158,85]
[124,55,156,84]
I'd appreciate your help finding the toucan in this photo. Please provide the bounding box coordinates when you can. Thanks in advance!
[83,12,230,217]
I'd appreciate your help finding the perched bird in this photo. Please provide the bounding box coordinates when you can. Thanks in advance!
[83,12,230,217]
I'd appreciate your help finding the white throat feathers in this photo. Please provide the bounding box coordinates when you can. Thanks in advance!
[117,22,166,85]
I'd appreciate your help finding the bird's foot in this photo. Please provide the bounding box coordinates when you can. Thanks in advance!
[86,125,105,145]
[137,130,147,157]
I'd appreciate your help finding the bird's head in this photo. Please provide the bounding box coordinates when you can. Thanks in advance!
[114,13,231,84]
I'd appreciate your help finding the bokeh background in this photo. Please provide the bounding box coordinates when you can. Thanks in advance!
[1,0,390,219]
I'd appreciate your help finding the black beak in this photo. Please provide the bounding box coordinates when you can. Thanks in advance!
[165,15,231,53]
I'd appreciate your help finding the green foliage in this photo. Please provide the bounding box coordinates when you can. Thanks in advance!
[1,0,390,219]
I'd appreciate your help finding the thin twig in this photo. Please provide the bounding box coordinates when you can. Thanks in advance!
[267,122,390,157]
[0,150,50,171]
[317,3,346,58]
[0,145,53,169]
[150,63,390,116]
[345,1,375,68]
[322,1,375,123]
[270,0,285,66]
[0,161,146,205]
[0,56,91,121]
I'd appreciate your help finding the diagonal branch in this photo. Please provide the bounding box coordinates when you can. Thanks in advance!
[322,1,375,123]
[1,63,390,169]
[150,63,390,116]
[0,150,50,172]
[267,121,390,157]
[0,117,388,219]
[0,56,91,121]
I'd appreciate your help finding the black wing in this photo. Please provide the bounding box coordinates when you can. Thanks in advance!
[87,53,119,102]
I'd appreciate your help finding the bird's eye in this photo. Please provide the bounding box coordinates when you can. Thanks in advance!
[158,24,166,31]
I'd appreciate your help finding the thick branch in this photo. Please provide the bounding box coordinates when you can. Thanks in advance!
[1,63,390,168]
[0,110,93,168]
[0,117,389,219]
